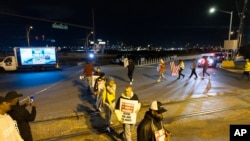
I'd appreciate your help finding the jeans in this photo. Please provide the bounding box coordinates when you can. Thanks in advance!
[103,102,115,126]
[122,124,135,141]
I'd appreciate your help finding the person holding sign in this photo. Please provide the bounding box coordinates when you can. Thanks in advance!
[137,101,171,141]
[115,85,141,141]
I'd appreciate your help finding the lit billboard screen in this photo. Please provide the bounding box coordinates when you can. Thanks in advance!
[19,48,57,65]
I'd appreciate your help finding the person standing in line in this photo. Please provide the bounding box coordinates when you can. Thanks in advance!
[94,72,106,112]
[0,96,24,141]
[177,59,185,79]
[189,59,198,79]
[137,101,171,141]
[241,59,250,80]
[157,58,166,82]
[202,57,210,79]
[115,85,141,141]
[5,91,36,141]
[127,59,135,85]
[93,66,102,76]
[102,76,117,132]
[93,67,104,96]
[82,61,95,91]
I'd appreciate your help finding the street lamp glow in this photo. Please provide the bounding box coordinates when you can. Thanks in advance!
[86,31,94,48]
[209,7,233,40]
[26,26,33,47]
[209,8,215,13]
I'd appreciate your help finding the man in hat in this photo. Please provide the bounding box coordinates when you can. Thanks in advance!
[0,96,24,141]
[137,101,171,141]
[5,91,36,141]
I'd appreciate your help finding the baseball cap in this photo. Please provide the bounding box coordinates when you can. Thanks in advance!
[150,101,167,114]
[5,91,23,100]
[0,96,11,104]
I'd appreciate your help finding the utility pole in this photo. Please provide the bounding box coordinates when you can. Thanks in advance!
[237,0,248,48]
[92,8,95,43]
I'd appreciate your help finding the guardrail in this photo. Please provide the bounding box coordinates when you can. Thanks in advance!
[136,54,202,66]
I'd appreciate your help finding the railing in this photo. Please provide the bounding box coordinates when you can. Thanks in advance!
[136,54,201,66]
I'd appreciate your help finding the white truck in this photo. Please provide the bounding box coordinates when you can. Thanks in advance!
[0,47,60,72]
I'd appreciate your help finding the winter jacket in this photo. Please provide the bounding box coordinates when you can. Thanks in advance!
[159,62,166,73]
[179,60,185,69]
[102,84,116,105]
[83,63,95,77]
[127,60,135,72]
[244,60,250,71]
[137,111,167,141]
[7,102,36,141]
[0,113,24,141]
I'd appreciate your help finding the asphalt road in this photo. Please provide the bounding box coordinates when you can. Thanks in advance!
[0,61,250,141]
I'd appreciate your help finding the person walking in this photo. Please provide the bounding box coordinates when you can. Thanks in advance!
[127,59,135,85]
[93,66,102,76]
[202,57,210,79]
[157,58,166,82]
[177,59,185,79]
[82,61,95,91]
[5,91,36,141]
[241,59,250,80]
[115,85,141,141]
[94,72,106,112]
[137,101,171,141]
[189,59,198,79]
[93,67,104,96]
[0,96,24,141]
[102,76,117,132]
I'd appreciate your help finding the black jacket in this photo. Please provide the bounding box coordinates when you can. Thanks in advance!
[137,111,165,141]
[127,60,135,72]
[7,102,36,141]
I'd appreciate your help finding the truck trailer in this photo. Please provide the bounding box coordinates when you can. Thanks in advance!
[0,47,60,72]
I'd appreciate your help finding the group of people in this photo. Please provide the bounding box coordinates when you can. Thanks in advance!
[82,60,171,141]
[156,57,211,82]
[0,91,36,141]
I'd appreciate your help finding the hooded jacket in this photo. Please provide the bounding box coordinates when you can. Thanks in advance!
[137,111,166,141]
[7,102,36,141]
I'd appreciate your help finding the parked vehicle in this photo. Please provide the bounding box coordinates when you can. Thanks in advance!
[0,47,60,72]
[214,52,225,63]
[197,55,217,68]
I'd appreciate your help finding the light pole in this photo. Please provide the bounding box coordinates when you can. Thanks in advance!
[26,25,33,47]
[86,31,94,48]
[209,7,233,40]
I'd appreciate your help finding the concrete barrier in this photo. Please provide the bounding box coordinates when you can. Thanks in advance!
[221,60,235,68]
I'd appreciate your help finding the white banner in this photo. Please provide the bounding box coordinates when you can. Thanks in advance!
[117,98,139,124]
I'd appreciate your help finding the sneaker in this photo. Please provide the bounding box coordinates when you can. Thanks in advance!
[106,127,110,132]
[157,79,160,82]
[98,107,102,112]
[130,82,132,85]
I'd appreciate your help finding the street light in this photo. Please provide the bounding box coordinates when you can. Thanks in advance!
[209,7,233,40]
[86,31,94,48]
[26,25,33,47]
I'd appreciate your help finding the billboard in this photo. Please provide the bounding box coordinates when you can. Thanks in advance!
[18,47,57,65]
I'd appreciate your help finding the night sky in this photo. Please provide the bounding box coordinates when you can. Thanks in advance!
[0,0,249,47]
